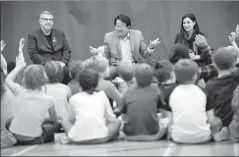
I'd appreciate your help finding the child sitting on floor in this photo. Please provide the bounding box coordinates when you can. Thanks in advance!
[67,60,83,95]
[44,61,72,120]
[4,38,60,145]
[1,68,17,148]
[61,69,121,144]
[120,63,166,141]
[83,55,122,109]
[229,85,239,142]
[162,59,213,144]
[205,31,239,142]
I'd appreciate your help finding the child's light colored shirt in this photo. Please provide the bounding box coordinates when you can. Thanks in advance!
[68,91,116,142]
[169,84,212,143]
[67,80,81,96]
[1,85,16,129]
[45,83,71,119]
[9,84,55,137]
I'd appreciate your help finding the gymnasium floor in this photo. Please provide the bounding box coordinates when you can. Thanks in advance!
[1,133,238,156]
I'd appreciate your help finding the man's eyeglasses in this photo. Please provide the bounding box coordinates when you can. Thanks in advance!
[115,25,127,29]
[41,18,54,22]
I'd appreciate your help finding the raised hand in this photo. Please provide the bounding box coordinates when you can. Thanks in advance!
[229,32,237,45]
[195,34,208,48]
[149,38,161,49]
[15,38,26,70]
[18,38,25,59]
[1,40,6,52]
[19,38,25,51]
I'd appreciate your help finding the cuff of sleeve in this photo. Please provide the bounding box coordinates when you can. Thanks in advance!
[61,60,68,65]
[201,45,210,53]
[147,47,154,54]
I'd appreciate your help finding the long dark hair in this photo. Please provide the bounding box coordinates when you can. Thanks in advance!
[179,13,200,36]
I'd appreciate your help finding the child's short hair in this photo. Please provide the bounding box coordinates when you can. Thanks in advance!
[174,59,198,84]
[22,64,48,90]
[154,60,174,83]
[147,58,156,68]
[169,43,190,64]
[44,61,64,83]
[117,60,134,81]
[78,69,99,94]
[135,63,153,88]
[83,55,109,73]
[69,60,83,79]
[213,46,238,70]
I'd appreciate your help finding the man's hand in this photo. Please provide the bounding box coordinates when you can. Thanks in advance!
[149,38,161,49]
[89,46,105,56]
[56,61,66,68]
[195,34,208,48]
[89,46,98,55]
[1,40,6,52]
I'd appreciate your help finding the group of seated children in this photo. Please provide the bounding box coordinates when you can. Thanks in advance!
[0,27,238,148]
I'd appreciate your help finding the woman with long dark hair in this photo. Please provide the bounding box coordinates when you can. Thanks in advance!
[174,13,212,66]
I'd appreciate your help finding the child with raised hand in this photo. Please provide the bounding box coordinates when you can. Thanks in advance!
[228,26,239,142]
[1,68,18,148]
[4,38,60,145]
[61,68,121,144]
[206,29,239,142]
[1,41,17,129]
